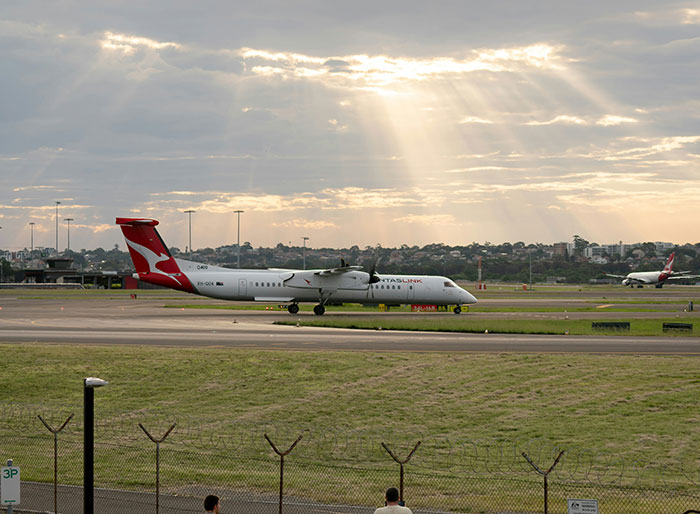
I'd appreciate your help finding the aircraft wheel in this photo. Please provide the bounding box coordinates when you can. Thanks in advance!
[637,285,643,288]
[313,304,326,316]
[288,304,299,314]
[453,306,462,314]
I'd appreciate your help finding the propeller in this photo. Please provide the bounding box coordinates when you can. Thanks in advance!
[365,257,381,300]
[368,257,381,284]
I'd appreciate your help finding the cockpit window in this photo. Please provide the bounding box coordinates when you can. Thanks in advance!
[444,281,456,288]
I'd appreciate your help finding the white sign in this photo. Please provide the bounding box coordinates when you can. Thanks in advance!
[1,466,20,505]
[567,498,598,514]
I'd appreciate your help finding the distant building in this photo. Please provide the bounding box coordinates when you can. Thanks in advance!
[552,243,569,257]
[584,246,606,259]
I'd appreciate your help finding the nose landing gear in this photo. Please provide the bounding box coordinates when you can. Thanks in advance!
[453,306,462,314]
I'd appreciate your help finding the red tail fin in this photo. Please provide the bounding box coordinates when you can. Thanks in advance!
[116,218,195,293]
[663,252,675,273]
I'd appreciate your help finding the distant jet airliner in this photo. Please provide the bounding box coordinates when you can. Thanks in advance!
[116,218,477,314]
[606,253,700,288]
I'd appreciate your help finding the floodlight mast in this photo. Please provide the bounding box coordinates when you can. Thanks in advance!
[234,210,244,268]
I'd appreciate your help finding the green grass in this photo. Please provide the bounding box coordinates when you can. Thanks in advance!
[1,344,700,463]
[2,344,700,511]
[274,316,699,336]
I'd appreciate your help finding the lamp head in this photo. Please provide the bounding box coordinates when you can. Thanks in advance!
[84,377,108,388]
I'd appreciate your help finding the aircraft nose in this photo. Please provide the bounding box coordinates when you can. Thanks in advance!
[461,289,477,304]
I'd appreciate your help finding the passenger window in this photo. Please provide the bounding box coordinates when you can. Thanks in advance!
[398,286,401,290]
[255,282,259,286]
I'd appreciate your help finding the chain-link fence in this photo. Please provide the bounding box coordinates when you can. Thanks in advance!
[1,403,700,513]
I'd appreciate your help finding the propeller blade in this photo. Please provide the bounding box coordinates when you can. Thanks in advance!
[368,257,381,284]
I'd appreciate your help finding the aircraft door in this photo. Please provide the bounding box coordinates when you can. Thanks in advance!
[238,278,247,297]
[408,284,416,301]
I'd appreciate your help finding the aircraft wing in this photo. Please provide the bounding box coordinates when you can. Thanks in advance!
[666,274,700,281]
[604,273,628,279]
[314,265,363,276]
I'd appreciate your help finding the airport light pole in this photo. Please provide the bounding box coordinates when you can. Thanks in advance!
[302,236,309,270]
[234,210,244,268]
[29,222,35,251]
[84,377,108,514]
[64,218,74,254]
[54,201,61,255]
[0,226,3,283]
[184,210,195,258]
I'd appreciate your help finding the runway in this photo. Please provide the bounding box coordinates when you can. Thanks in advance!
[1,295,699,354]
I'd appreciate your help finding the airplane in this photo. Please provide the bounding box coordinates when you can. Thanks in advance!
[605,252,700,288]
[116,217,477,314]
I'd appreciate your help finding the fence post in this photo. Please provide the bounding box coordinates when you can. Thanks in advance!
[139,423,177,514]
[522,450,565,514]
[38,413,74,514]
[265,433,303,514]
[381,441,421,503]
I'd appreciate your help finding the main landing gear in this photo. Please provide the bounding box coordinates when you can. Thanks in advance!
[286,302,328,315]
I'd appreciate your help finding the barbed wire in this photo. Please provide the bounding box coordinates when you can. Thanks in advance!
[1,401,699,491]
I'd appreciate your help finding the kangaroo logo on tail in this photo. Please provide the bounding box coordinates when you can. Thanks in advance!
[663,252,675,273]
[116,217,195,293]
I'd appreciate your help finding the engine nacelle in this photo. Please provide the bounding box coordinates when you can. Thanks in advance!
[622,278,631,286]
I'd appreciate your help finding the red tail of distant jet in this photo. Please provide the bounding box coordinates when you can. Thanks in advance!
[662,252,675,274]
[116,218,196,293]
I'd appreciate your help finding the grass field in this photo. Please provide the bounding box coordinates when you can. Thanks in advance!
[3,343,700,510]
[274,316,700,336]
[2,343,700,466]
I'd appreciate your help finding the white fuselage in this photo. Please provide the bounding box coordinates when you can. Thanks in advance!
[622,271,666,286]
[173,259,477,306]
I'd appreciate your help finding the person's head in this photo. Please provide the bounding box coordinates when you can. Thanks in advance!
[204,495,220,512]
[385,487,400,504]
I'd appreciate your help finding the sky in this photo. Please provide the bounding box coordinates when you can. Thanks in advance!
[1,1,700,252]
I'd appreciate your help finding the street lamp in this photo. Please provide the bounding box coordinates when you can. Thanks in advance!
[64,218,74,254]
[234,210,244,268]
[29,222,35,251]
[302,236,309,270]
[183,210,195,258]
[84,377,108,514]
[56,201,61,253]
[54,201,61,255]
[0,226,3,283]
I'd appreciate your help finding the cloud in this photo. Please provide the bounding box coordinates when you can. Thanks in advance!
[458,116,493,124]
[147,187,431,214]
[271,219,337,230]
[238,43,567,90]
[681,9,700,24]
[596,115,638,126]
[392,214,457,225]
[526,115,586,126]
[100,31,181,55]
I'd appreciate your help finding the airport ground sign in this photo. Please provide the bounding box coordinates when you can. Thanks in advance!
[1,464,20,505]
